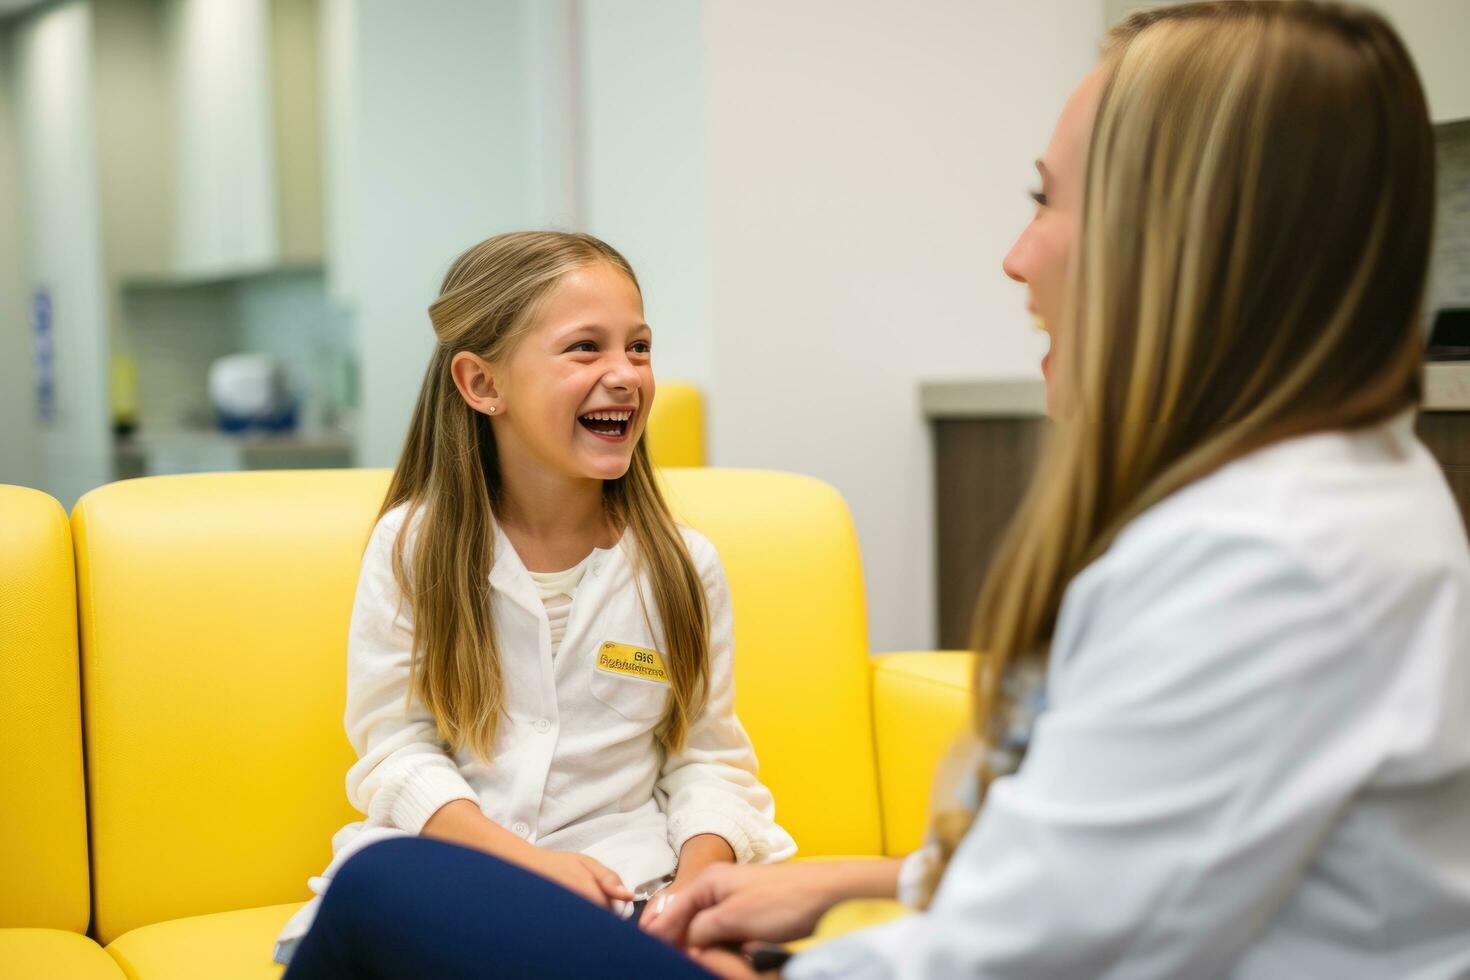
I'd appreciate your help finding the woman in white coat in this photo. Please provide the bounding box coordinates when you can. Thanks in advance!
[647,3,1470,977]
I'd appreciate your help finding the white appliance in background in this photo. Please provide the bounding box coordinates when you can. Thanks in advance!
[207,353,296,431]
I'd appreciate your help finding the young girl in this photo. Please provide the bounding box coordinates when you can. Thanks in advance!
[275,231,795,966]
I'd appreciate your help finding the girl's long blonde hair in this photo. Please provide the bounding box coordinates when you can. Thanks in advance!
[382,231,710,761]
[925,1,1435,901]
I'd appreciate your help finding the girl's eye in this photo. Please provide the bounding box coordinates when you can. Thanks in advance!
[1029,189,1049,208]
[568,341,597,353]
[630,341,651,355]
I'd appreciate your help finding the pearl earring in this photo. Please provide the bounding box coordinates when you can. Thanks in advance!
[488,406,497,414]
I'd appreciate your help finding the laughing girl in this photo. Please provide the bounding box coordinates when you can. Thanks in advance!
[275,231,794,965]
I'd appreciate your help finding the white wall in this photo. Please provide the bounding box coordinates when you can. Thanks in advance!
[0,22,40,488]
[347,0,542,466]
[1358,0,1470,122]
[579,0,712,390]
[13,0,112,506]
[703,0,1102,651]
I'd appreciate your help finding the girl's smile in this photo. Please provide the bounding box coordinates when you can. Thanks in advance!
[577,406,638,442]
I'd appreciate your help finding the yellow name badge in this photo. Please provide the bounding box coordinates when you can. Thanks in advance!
[596,641,670,684]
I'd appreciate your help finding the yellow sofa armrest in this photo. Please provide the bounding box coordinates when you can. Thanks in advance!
[644,381,705,467]
[870,651,977,857]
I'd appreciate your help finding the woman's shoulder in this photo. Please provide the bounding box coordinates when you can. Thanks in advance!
[1067,415,1470,645]
[1115,415,1465,577]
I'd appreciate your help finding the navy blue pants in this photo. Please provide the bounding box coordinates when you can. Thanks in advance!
[283,837,715,979]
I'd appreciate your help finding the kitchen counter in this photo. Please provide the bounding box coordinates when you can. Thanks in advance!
[922,364,1470,419]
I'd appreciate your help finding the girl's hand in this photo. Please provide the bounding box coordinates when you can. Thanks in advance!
[523,849,633,909]
[643,862,844,949]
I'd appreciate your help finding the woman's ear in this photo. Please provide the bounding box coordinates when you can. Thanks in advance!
[449,351,504,418]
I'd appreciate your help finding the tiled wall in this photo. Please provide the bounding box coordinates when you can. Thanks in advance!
[121,268,353,434]
[121,280,237,432]
[1429,119,1470,320]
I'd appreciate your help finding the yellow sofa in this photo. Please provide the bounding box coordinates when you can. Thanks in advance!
[644,381,706,467]
[0,486,127,979]
[4,468,974,977]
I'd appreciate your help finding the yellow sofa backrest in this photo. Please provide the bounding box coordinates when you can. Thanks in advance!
[645,381,706,467]
[0,486,90,933]
[74,468,881,942]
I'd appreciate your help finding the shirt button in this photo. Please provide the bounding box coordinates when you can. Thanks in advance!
[534,718,551,734]
[513,822,529,837]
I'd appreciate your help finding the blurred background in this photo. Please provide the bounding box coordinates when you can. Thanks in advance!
[0,0,1466,652]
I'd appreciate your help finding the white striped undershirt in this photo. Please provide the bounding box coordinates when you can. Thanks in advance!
[526,552,597,656]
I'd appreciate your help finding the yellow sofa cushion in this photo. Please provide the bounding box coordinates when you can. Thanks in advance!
[106,904,300,980]
[74,468,883,944]
[0,929,126,980]
[870,651,977,856]
[0,486,90,932]
[645,381,705,467]
[804,898,910,948]
[658,469,883,858]
[74,471,385,943]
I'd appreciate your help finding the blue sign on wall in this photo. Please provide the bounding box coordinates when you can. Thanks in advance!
[32,288,54,424]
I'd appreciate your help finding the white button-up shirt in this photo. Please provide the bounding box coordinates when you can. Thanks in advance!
[340,506,797,890]
[793,414,1470,978]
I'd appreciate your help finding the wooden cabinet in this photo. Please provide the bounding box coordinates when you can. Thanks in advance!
[933,416,1045,649]
[933,412,1470,650]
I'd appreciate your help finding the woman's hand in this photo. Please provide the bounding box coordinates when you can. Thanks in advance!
[647,858,904,948]
[522,849,633,909]
[641,833,737,930]
[641,862,840,948]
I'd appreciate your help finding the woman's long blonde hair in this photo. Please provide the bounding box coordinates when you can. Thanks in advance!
[382,231,709,761]
[926,1,1435,901]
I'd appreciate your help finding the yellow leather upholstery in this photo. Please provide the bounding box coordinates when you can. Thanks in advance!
[645,381,706,467]
[0,486,90,931]
[871,651,977,856]
[659,469,884,856]
[0,929,128,980]
[73,471,387,944]
[0,486,123,979]
[105,903,300,980]
[804,898,911,948]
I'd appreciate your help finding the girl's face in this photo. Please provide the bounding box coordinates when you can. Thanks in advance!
[491,262,654,483]
[1002,68,1105,416]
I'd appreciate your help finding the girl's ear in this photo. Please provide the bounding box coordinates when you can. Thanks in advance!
[449,351,504,418]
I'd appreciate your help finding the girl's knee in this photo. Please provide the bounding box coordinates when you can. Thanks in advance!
[332,836,429,895]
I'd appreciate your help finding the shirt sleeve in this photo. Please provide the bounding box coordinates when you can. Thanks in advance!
[657,533,798,866]
[789,518,1434,979]
[342,509,479,834]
